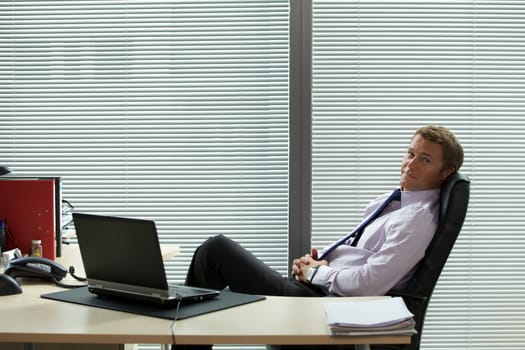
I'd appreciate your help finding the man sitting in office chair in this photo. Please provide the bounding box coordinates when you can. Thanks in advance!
[177,125,464,350]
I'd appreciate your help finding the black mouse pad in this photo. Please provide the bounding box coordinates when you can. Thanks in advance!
[42,286,265,320]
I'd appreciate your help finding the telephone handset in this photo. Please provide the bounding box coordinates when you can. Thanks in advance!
[5,256,68,282]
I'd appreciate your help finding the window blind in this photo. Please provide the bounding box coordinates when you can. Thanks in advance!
[312,1,525,349]
[0,0,290,289]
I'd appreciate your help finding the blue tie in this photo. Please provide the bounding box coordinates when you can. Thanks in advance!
[319,188,401,260]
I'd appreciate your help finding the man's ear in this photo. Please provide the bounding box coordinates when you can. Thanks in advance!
[441,167,455,181]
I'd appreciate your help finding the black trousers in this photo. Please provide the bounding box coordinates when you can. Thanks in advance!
[173,235,329,350]
[185,234,328,297]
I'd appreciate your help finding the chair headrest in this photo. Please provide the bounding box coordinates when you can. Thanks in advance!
[439,171,470,224]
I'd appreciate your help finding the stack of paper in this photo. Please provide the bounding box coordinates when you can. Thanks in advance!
[325,297,416,336]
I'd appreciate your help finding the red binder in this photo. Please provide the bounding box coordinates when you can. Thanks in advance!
[0,178,57,260]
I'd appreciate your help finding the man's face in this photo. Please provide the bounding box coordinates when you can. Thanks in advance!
[400,134,454,191]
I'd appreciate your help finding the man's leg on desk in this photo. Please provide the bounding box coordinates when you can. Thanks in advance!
[186,234,326,297]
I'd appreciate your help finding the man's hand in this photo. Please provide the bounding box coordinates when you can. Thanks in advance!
[291,248,327,283]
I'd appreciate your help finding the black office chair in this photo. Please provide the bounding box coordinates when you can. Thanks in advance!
[371,171,470,350]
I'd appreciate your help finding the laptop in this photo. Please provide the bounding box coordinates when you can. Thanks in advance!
[72,213,220,305]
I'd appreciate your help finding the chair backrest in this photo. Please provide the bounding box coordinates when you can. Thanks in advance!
[378,171,470,350]
[407,171,470,296]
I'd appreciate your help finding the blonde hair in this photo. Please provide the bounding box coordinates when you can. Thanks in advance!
[414,125,464,172]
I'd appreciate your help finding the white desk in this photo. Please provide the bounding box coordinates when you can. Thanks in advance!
[0,245,411,347]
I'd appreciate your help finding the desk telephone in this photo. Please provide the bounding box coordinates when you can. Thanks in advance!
[5,256,67,282]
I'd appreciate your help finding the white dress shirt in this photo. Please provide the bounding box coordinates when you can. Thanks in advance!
[312,188,440,296]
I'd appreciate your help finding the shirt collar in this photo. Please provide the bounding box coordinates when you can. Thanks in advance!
[400,188,440,206]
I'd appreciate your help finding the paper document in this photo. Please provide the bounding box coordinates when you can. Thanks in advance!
[329,319,416,336]
[325,297,414,328]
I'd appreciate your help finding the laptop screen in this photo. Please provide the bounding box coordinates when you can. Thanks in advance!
[73,213,170,291]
